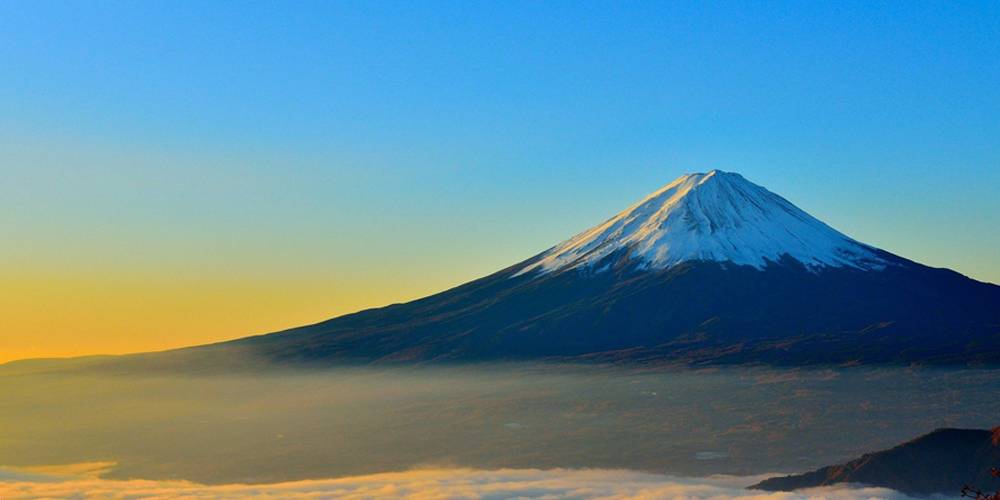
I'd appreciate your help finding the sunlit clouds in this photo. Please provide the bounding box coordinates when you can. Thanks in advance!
[0,466,930,500]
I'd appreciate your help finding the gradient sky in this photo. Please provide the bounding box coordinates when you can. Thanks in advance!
[1,1,998,362]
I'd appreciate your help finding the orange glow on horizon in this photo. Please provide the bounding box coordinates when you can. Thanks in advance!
[0,269,451,364]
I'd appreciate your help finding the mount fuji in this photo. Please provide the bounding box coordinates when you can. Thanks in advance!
[39,170,1000,370]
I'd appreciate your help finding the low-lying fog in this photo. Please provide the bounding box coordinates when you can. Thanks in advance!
[1,364,997,496]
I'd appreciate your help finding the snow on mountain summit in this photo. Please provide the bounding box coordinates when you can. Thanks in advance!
[517,170,887,276]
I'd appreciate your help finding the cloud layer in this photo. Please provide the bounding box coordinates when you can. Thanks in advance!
[0,467,937,499]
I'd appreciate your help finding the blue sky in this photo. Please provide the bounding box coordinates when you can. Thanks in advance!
[1,1,998,358]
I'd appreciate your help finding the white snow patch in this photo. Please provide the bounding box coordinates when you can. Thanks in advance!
[517,170,886,276]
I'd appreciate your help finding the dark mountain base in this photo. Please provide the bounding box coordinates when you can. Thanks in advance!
[6,253,999,375]
[222,253,1000,368]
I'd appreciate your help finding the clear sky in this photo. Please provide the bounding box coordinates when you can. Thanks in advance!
[1,1,998,362]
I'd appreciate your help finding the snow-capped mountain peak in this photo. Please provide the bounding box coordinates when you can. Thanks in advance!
[517,170,886,276]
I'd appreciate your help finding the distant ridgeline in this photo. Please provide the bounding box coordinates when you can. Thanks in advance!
[752,427,1000,496]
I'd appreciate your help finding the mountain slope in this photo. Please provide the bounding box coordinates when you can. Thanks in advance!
[227,253,998,366]
[19,170,1000,371]
[751,428,1000,495]
[200,170,999,367]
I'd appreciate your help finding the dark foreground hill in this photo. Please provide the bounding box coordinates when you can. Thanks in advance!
[751,427,1000,495]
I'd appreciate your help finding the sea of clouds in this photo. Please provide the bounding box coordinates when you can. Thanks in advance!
[0,466,945,499]
[4,366,990,499]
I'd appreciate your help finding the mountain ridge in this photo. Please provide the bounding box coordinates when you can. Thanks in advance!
[204,171,1000,367]
[751,427,1000,495]
[6,170,999,371]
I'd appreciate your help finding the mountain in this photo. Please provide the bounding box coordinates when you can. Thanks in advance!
[751,427,1000,495]
[14,170,1000,371]
[188,169,996,368]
